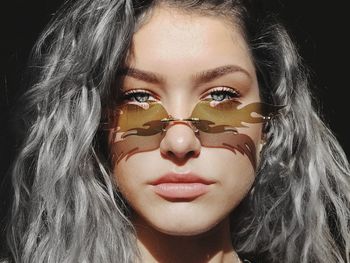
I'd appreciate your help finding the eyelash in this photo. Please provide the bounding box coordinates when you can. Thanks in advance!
[122,87,241,104]
[122,89,157,103]
[203,87,241,101]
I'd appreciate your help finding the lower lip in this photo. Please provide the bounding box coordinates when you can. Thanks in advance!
[152,183,210,199]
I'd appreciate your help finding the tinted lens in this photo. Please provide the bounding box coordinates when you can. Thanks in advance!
[109,100,282,166]
[108,102,168,163]
[111,99,281,136]
[190,99,281,133]
[116,102,168,136]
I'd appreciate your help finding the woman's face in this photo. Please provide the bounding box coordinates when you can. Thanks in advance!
[111,7,263,236]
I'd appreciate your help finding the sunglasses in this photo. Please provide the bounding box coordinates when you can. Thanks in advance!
[106,99,283,169]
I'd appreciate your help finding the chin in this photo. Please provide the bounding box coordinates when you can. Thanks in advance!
[155,224,217,237]
[145,212,226,237]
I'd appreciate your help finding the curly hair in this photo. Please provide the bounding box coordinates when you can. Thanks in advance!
[3,0,350,262]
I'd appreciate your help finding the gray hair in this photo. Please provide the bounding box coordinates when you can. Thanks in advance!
[4,0,350,262]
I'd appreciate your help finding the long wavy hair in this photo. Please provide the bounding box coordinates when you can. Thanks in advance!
[4,0,350,262]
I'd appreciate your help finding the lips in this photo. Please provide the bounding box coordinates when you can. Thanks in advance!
[150,173,214,200]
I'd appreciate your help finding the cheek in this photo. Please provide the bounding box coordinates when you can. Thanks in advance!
[211,126,262,199]
[113,158,142,202]
[206,148,256,199]
[238,124,264,163]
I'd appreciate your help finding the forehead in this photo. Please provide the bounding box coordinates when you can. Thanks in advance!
[127,7,256,77]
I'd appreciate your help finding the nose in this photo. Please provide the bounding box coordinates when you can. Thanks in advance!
[160,121,201,162]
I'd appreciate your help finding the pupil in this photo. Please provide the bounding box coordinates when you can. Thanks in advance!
[212,91,228,101]
[135,93,149,102]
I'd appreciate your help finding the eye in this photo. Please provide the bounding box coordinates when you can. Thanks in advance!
[123,89,157,103]
[205,87,241,102]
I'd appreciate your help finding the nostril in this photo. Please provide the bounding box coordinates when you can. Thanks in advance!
[167,151,175,158]
[164,150,198,160]
[185,150,199,159]
[186,151,193,159]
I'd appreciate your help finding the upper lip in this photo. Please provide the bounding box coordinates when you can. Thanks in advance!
[150,172,215,185]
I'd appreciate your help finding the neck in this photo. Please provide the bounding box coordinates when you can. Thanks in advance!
[133,216,240,263]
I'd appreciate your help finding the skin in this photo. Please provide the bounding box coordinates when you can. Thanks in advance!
[112,7,263,263]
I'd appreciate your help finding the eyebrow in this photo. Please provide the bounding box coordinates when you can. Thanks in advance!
[118,65,252,85]
[118,67,163,84]
[193,65,251,85]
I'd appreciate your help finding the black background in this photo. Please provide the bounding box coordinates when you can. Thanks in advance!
[0,0,349,249]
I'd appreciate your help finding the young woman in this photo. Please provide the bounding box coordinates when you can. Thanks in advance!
[3,0,350,262]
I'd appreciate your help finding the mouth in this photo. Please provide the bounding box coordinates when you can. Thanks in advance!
[150,173,214,200]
